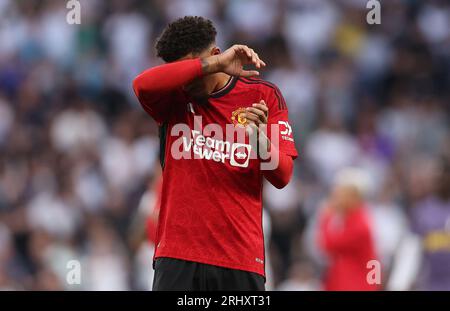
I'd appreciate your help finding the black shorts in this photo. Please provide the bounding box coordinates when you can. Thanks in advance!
[152,257,265,291]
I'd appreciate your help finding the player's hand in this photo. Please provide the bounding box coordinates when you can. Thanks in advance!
[204,45,266,77]
[242,100,269,135]
[243,100,271,158]
[244,100,269,127]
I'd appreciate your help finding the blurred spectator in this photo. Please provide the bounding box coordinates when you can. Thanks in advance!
[82,217,130,291]
[317,168,379,291]
[50,100,107,153]
[276,260,321,291]
[306,116,359,185]
[411,158,450,290]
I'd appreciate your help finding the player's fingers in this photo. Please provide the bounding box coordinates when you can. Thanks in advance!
[244,46,253,59]
[253,52,266,68]
[246,107,265,117]
[249,48,258,66]
[251,50,263,69]
[236,45,266,68]
[245,112,263,126]
[240,70,259,77]
[252,103,269,119]
[241,46,260,66]
[234,45,247,59]
[252,102,268,113]
[238,45,253,59]
[246,107,267,124]
[253,55,259,68]
[244,112,260,122]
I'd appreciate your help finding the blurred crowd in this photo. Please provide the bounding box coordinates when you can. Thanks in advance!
[0,0,449,290]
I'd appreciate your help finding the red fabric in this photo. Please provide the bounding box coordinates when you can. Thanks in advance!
[147,177,163,244]
[262,151,293,189]
[133,59,203,125]
[133,60,297,277]
[318,206,379,291]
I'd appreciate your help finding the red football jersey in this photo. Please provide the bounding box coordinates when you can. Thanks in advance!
[136,61,297,277]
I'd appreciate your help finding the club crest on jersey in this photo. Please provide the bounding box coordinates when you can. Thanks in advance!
[231,107,248,127]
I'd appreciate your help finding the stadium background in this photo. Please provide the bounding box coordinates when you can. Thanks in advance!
[0,0,449,290]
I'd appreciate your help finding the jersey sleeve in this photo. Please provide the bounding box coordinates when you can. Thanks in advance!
[265,86,298,159]
[133,58,203,125]
[136,90,178,125]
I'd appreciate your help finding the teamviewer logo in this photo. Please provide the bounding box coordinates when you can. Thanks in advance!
[230,143,251,168]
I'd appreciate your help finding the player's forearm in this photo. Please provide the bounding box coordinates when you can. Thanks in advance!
[132,57,224,98]
[133,58,204,97]
[262,150,294,189]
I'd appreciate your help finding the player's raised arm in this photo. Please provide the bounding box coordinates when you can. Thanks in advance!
[132,59,202,99]
[132,44,265,98]
[132,44,265,123]
[132,58,205,124]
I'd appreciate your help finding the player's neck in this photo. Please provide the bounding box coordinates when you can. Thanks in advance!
[209,72,231,94]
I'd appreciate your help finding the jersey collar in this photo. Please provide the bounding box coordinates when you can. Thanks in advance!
[210,76,237,99]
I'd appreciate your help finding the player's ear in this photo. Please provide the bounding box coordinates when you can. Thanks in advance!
[211,46,221,56]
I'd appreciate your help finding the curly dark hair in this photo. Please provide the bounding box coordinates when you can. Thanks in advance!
[155,16,217,62]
